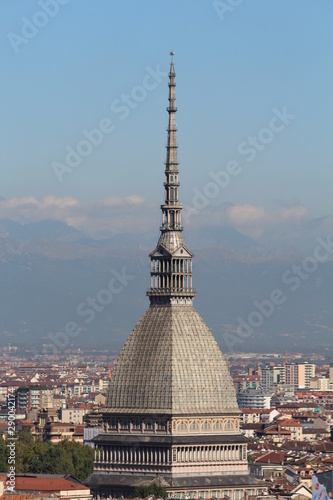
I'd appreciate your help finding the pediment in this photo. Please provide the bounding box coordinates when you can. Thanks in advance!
[150,244,193,258]
[173,245,193,258]
[149,246,172,258]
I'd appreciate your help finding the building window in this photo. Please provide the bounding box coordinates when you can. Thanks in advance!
[145,422,154,431]
[202,420,211,430]
[177,421,188,431]
[225,420,234,431]
[120,421,129,430]
[213,420,222,430]
[132,421,141,431]
[108,420,117,430]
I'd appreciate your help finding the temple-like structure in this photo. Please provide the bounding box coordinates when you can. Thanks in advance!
[87,54,267,499]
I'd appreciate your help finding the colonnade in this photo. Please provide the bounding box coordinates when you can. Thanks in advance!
[94,444,247,467]
[95,445,169,466]
[150,258,193,291]
[174,444,246,463]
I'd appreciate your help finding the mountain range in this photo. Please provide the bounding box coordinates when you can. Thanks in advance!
[0,218,332,358]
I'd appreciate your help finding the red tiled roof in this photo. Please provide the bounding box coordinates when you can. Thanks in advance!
[278,418,303,427]
[0,495,36,500]
[9,477,89,492]
[255,451,286,464]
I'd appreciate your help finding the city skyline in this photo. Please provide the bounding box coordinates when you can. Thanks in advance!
[1,3,333,498]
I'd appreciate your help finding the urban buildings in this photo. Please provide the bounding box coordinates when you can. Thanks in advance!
[261,366,285,390]
[86,55,266,499]
[261,363,315,391]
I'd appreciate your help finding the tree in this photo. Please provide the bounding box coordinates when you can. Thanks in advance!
[12,431,94,481]
[18,428,34,445]
[0,436,8,472]
[134,483,168,499]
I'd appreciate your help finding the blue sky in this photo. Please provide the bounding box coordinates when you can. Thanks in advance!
[1,0,332,244]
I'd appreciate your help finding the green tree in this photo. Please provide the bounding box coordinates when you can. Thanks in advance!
[0,436,8,472]
[134,483,168,499]
[13,432,93,481]
[18,428,34,445]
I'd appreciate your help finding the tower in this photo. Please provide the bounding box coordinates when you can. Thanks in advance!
[87,54,266,499]
[146,54,195,306]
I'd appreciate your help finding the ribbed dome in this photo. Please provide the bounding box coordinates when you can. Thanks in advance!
[106,304,239,415]
[157,231,186,253]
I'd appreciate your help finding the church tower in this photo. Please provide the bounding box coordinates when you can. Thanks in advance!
[87,54,266,500]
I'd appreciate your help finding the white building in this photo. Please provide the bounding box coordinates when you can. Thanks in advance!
[237,389,271,409]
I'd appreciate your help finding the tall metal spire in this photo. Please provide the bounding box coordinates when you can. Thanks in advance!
[147,53,196,305]
[161,52,181,232]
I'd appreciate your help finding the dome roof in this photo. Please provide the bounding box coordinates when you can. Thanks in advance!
[106,304,239,415]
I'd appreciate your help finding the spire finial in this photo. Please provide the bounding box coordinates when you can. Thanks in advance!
[170,50,175,60]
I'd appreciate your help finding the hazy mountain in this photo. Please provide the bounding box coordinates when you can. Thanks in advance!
[0,219,85,242]
[1,218,332,357]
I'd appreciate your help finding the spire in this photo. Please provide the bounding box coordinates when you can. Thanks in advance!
[147,53,196,305]
[165,54,178,175]
[161,52,182,232]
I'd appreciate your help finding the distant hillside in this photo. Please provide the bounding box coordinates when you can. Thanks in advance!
[1,218,332,357]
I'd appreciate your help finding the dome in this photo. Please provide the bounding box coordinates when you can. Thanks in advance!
[106,304,239,415]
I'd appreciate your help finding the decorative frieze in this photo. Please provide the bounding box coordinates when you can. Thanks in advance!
[172,417,240,434]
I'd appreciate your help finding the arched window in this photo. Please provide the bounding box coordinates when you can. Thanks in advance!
[213,420,222,430]
[177,421,188,431]
[225,420,234,431]
[202,421,211,430]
